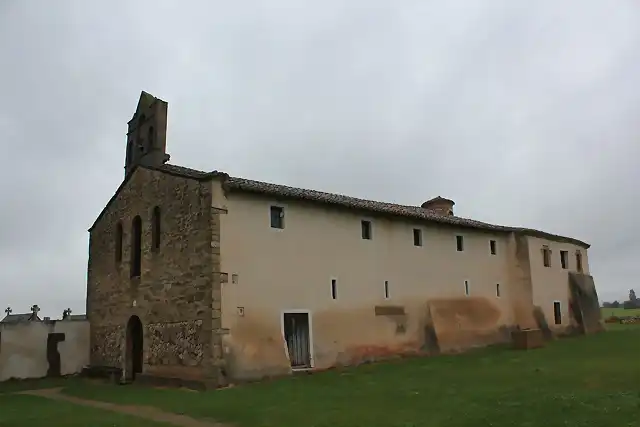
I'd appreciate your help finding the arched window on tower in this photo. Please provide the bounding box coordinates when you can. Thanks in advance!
[115,222,123,263]
[152,206,161,251]
[130,216,142,278]
[137,115,146,154]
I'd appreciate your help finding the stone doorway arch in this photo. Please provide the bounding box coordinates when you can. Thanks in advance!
[126,315,144,380]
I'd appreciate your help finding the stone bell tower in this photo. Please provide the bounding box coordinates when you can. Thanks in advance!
[124,91,171,177]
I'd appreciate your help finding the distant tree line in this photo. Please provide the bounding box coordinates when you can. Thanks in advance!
[602,289,639,310]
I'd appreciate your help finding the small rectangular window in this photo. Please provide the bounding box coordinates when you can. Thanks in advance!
[270,206,284,229]
[496,283,501,297]
[553,301,562,325]
[542,247,551,267]
[490,240,497,255]
[361,220,372,240]
[331,279,337,300]
[560,251,568,269]
[413,229,422,246]
[456,235,464,252]
[464,280,470,296]
[576,251,583,273]
[384,280,390,299]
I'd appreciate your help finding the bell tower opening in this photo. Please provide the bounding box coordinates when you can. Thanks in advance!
[124,91,171,177]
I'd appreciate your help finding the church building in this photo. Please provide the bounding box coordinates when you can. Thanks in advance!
[86,92,601,388]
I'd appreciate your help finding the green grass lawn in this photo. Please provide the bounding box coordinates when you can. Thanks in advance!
[601,307,640,318]
[0,377,71,394]
[48,325,640,427]
[0,326,637,427]
[0,394,172,427]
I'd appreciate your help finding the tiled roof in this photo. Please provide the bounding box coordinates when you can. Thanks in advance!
[150,164,219,180]
[153,164,590,248]
[1,313,40,324]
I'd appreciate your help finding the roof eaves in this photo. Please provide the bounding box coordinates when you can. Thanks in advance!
[512,228,590,249]
[222,176,590,248]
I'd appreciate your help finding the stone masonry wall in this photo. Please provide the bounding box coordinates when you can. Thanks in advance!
[91,325,124,367]
[147,320,204,366]
[87,167,218,382]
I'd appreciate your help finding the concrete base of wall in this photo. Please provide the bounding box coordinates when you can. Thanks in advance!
[511,329,545,350]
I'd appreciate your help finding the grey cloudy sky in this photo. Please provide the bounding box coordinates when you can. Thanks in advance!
[1,1,639,317]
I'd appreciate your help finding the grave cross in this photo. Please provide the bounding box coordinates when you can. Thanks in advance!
[4,307,11,316]
[30,304,40,315]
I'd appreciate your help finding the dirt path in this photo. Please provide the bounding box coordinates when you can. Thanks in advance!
[20,388,230,427]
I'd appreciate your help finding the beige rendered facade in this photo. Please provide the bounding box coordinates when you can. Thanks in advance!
[215,184,592,380]
[87,92,600,387]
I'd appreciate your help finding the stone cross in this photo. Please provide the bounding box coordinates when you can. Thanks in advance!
[4,307,11,316]
[63,308,72,319]
[30,304,40,315]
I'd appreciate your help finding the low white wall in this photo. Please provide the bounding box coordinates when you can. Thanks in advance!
[0,320,89,381]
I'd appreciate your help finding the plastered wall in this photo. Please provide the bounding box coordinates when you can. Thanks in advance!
[0,320,89,381]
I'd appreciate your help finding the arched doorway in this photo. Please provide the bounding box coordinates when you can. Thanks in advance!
[126,315,143,380]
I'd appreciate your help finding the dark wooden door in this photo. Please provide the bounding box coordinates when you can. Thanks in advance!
[46,333,65,377]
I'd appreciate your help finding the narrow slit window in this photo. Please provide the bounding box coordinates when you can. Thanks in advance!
[384,280,390,299]
[542,247,551,267]
[560,250,568,269]
[130,215,142,278]
[115,222,123,263]
[361,220,372,240]
[576,251,583,273]
[456,235,464,252]
[464,280,470,296]
[553,301,562,325]
[413,229,422,246]
[496,283,501,297]
[270,206,284,229]
[331,279,337,300]
[490,240,497,255]
[151,206,161,251]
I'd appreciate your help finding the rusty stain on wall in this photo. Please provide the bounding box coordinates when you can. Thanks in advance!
[427,297,507,353]
[222,316,291,381]
[374,306,407,335]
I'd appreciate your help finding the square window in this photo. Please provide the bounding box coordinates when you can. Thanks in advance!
[270,206,284,229]
[413,229,422,246]
[361,220,372,240]
[490,240,497,255]
[560,250,568,269]
[456,235,464,252]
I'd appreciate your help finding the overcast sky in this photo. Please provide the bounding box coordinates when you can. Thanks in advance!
[1,1,638,317]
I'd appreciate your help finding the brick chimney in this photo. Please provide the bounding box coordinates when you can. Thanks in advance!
[421,196,455,216]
